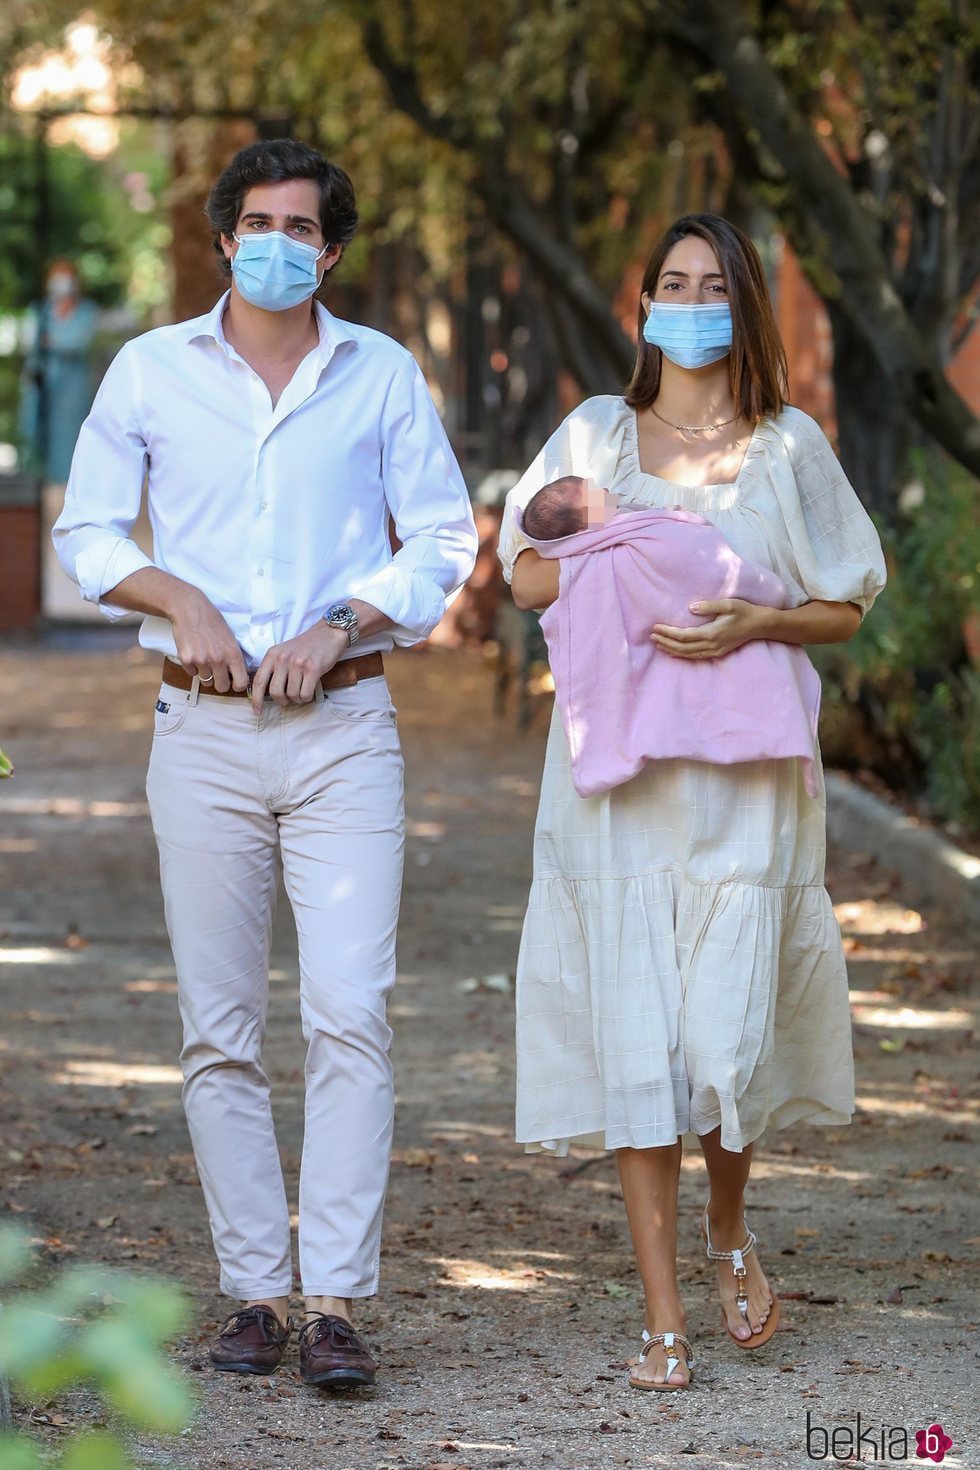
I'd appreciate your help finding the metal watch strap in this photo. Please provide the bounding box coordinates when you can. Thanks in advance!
[324,603,359,647]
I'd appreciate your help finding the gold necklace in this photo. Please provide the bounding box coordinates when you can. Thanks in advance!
[650,404,738,436]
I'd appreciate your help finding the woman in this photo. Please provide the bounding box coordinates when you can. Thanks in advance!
[498,214,886,1391]
[20,259,101,622]
[20,259,98,485]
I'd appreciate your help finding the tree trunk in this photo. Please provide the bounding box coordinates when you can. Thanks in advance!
[170,118,257,322]
[826,303,911,518]
[656,0,980,486]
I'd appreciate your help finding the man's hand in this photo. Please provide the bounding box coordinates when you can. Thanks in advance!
[652,598,766,660]
[170,586,250,693]
[249,621,348,714]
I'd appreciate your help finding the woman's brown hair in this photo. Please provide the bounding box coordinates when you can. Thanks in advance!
[625,214,787,422]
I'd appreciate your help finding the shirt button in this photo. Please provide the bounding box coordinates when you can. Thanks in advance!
[257,568,265,578]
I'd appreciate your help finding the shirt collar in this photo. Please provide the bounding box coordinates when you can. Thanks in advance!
[189,291,359,364]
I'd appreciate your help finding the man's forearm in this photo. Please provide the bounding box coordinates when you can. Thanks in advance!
[104,566,205,621]
[107,567,249,690]
[348,598,395,639]
[753,599,862,646]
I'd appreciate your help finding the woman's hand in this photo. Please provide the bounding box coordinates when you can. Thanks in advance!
[652,598,765,660]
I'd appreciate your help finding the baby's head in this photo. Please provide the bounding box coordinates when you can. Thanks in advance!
[523,475,619,540]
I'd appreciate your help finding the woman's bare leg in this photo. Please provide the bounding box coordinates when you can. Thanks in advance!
[616,1142,689,1385]
[699,1128,774,1340]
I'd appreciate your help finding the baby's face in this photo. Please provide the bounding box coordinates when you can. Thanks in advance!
[583,480,621,528]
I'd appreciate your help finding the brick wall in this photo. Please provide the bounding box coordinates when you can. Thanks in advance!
[0,505,41,632]
[777,242,980,435]
[949,317,980,408]
[775,245,837,438]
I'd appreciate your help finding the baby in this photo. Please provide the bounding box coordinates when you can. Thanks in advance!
[513,474,822,800]
[522,475,620,540]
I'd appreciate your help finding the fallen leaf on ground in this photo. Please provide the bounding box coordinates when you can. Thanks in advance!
[397,1149,437,1168]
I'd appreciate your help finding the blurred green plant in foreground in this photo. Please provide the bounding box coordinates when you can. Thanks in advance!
[0,750,13,778]
[0,1226,193,1469]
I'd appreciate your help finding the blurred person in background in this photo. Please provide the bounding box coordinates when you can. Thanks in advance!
[20,258,98,485]
[20,258,100,619]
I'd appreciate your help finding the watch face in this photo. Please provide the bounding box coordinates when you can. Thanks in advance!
[327,604,355,627]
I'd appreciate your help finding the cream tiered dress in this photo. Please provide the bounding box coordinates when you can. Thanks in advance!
[499,397,887,1155]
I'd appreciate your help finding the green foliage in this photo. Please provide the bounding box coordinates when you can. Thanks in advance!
[0,1226,193,1470]
[0,1439,43,1470]
[0,127,167,312]
[816,454,980,834]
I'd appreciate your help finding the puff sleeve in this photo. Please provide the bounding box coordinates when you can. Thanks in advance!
[497,396,626,583]
[761,408,887,617]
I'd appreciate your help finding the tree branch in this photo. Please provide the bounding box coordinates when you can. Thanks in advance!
[358,7,634,385]
[654,0,980,476]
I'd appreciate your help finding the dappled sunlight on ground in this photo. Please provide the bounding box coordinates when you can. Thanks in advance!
[747,1158,874,1183]
[1,796,148,819]
[431,1254,578,1292]
[850,999,971,1031]
[834,898,925,934]
[0,945,81,965]
[124,977,178,994]
[426,1120,512,1140]
[48,1059,183,1087]
[854,1091,975,1124]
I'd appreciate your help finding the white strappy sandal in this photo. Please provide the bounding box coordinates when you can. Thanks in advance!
[628,1328,694,1391]
[702,1209,780,1348]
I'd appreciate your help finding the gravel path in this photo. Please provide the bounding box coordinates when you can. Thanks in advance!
[1,639,976,1469]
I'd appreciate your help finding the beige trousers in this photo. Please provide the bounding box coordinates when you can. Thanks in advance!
[145,675,405,1300]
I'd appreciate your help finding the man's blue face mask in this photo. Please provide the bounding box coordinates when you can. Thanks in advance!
[642,302,733,370]
[231,231,329,312]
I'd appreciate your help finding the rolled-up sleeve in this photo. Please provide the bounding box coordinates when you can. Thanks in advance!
[52,341,154,621]
[351,357,478,646]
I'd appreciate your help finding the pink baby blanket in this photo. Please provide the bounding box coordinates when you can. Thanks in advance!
[519,506,821,798]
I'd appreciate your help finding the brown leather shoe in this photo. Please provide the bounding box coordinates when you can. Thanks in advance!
[298,1313,377,1388]
[209,1306,291,1375]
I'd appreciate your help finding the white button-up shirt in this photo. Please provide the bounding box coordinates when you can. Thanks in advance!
[53,293,478,664]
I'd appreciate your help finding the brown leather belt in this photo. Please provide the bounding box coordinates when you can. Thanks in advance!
[161,651,385,699]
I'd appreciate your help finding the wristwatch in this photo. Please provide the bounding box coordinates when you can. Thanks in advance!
[323,603,360,646]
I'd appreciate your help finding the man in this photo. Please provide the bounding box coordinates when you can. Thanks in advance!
[54,139,477,1390]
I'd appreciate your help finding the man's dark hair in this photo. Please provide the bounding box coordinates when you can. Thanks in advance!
[205,139,359,278]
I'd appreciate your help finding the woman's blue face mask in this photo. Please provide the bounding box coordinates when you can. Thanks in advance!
[642,302,733,370]
[231,230,329,312]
